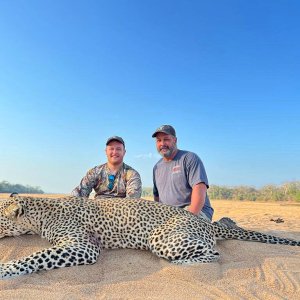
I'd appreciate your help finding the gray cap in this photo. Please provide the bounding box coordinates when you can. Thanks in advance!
[106,136,125,147]
[152,125,176,138]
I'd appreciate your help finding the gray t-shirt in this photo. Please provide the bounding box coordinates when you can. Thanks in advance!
[153,150,214,220]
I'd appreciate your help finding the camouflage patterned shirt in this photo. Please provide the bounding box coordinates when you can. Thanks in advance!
[71,163,142,199]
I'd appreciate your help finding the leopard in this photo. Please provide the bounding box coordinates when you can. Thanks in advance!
[0,196,299,279]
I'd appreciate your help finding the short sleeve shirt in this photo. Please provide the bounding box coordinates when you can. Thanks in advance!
[71,163,142,199]
[153,150,214,220]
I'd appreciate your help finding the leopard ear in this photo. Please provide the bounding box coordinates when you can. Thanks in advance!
[4,203,24,220]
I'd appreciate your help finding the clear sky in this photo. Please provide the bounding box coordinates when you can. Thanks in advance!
[0,1,299,193]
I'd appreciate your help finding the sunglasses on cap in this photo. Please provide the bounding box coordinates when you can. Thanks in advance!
[107,175,115,191]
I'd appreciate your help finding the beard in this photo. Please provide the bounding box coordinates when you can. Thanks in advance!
[158,145,177,159]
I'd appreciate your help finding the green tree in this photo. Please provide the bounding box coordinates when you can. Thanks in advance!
[0,181,44,194]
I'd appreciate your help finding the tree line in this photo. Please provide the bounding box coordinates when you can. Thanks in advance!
[142,181,300,202]
[208,181,300,202]
[1,180,299,202]
[0,181,44,194]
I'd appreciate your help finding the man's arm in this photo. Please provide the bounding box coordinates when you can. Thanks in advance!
[188,183,207,215]
[71,168,96,198]
[125,170,142,198]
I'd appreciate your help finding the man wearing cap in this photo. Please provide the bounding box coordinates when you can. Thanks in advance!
[71,136,142,199]
[152,125,214,221]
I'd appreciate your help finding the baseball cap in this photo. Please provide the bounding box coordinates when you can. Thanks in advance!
[152,125,176,138]
[106,136,125,147]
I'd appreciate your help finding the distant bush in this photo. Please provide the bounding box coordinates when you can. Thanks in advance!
[208,181,300,202]
[2,180,299,202]
[142,187,153,197]
[0,181,44,194]
[142,181,300,202]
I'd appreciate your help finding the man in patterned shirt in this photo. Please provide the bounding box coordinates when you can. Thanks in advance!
[71,136,142,199]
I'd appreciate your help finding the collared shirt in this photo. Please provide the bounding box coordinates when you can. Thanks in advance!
[71,163,142,199]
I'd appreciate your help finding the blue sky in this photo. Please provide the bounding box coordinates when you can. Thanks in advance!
[0,0,299,193]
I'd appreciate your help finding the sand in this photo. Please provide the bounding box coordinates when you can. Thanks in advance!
[0,198,299,300]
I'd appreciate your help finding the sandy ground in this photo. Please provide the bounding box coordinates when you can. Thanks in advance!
[0,196,299,300]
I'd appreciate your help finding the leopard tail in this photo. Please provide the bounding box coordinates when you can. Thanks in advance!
[212,223,300,246]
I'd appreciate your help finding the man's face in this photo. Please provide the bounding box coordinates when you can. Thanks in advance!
[105,141,126,165]
[155,133,177,159]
